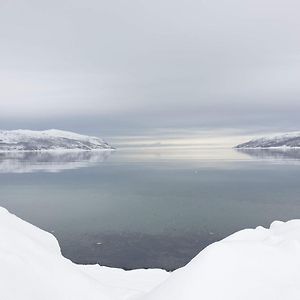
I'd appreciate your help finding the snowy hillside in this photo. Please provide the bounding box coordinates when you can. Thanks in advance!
[1,207,300,300]
[0,129,113,151]
[235,132,300,148]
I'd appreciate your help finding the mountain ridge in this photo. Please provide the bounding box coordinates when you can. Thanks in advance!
[235,132,300,149]
[0,129,113,151]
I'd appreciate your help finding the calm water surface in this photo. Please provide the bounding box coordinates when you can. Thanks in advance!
[0,147,300,270]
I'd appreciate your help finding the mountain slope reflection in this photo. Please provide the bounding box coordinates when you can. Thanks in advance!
[0,150,112,173]
[236,148,300,161]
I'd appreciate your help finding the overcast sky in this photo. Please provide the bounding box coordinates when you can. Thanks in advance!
[0,0,300,142]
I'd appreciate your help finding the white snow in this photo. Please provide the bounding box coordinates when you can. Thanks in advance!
[1,207,300,300]
[145,220,300,300]
[0,129,101,143]
[236,132,300,149]
[0,129,113,151]
[0,207,168,300]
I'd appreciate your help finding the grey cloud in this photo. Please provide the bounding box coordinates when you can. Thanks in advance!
[0,0,300,134]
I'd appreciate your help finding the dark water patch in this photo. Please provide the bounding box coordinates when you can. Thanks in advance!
[58,230,222,271]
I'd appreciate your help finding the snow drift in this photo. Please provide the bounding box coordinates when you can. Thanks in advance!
[145,220,300,300]
[1,207,300,300]
[0,207,168,300]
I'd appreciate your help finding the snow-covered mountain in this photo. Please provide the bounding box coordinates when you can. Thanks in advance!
[235,132,300,149]
[0,129,113,151]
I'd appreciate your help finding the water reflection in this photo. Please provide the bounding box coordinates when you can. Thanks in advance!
[235,148,300,161]
[1,148,300,270]
[0,150,112,173]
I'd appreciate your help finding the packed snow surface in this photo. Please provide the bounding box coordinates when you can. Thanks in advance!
[236,132,300,148]
[0,129,113,151]
[1,207,300,300]
[145,220,300,300]
[0,207,168,300]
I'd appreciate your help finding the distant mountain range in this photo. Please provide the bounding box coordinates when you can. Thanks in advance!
[0,129,113,151]
[235,132,300,149]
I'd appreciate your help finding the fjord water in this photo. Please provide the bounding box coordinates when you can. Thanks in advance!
[1,147,300,270]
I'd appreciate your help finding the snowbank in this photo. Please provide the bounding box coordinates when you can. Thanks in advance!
[1,207,300,300]
[0,207,168,300]
[145,220,300,300]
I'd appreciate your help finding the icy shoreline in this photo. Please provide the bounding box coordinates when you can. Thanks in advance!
[1,207,300,299]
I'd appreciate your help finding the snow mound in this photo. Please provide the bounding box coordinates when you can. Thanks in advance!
[0,207,168,300]
[145,220,300,300]
[1,207,300,300]
[0,129,113,151]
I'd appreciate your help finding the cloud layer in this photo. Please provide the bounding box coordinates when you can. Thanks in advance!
[1,0,300,134]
